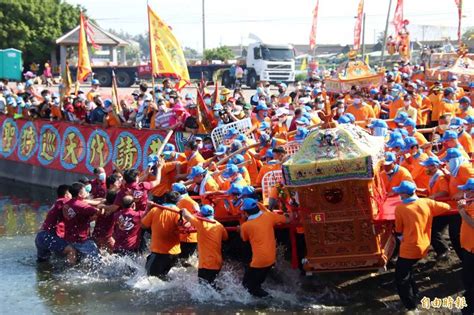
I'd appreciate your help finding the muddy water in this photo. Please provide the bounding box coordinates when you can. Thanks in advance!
[0,178,464,314]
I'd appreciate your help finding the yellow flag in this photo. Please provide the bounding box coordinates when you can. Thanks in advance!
[77,12,92,82]
[365,54,369,66]
[300,57,307,71]
[148,5,190,90]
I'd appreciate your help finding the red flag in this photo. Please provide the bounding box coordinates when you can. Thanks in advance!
[393,0,404,36]
[309,0,320,51]
[454,0,463,45]
[83,17,101,50]
[353,0,364,51]
[212,80,219,108]
[197,90,215,131]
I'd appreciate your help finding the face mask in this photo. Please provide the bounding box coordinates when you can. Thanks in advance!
[98,173,106,182]
[169,98,175,105]
[156,93,162,99]
[204,144,213,150]
[353,98,361,105]
[372,127,387,137]
[404,101,411,106]
[204,98,211,105]
[439,124,448,131]
[450,82,458,88]
[264,88,270,95]
[44,96,51,102]
[165,95,170,100]
[390,91,399,97]
[279,117,286,123]
[317,103,324,110]
[220,95,226,101]
[53,99,60,106]
[314,82,322,88]
[214,111,220,118]
[197,143,203,150]
[85,184,92,193]
[337,108,344,114]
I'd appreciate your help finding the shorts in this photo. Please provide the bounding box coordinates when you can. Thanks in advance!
[198,268,220,285]
[71,239,100,259]
[35,230,69,260]
[145,252,178,279]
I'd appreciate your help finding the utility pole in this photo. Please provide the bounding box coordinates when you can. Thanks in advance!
[202,0,206,54]
[380,0,393,68]
[361,13,366,59]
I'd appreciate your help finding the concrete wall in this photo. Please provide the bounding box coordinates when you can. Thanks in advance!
[0,159,87,189]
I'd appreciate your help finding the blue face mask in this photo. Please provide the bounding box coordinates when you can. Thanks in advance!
[98,173,106,182]
[85,184,92,193]
[204,98,211,106]
[156,93,162,99]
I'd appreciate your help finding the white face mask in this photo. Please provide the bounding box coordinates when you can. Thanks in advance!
[317,103,324,110]
[197,143,203,150]
[450,82,458,88]
[314,82,322,88]
[353,98,361,105]
[337,108,344,114]
[439,124,449,131]
[404,101,411,106]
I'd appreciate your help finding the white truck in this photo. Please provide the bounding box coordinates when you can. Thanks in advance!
[221,41,296,89]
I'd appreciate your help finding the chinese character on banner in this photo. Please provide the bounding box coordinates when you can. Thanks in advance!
[442,296,454,310]
[115,136,139,170]
[454,296,467,310]
[90,134,106,167]
[420,297,431,309]
[40,130,57,161]
[19,125,36,158]
[64,132,79,164]
[2,121,16,154]
[431,297,442,309]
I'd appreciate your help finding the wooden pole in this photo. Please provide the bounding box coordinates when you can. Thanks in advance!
[380,0,393,68]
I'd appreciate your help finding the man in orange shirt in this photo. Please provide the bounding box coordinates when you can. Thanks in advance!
[179,139,205,179]
[456,179,474,315]
[402,118,427,146]
[345,92,375,122]
[438,88,458,118]
[256,147,286,186]
[457,97,474,119]
[428,86,443,127]
[449,117,474,158]
[401,137,430,191]
[240,198,290,297]
[141,191,181,279]
[381,152,414,195]
[182,204,228,286]
[172,183,200,264]
[393,181,451,311]
[449,75,465,100]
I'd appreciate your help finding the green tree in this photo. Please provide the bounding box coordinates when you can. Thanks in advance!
[462,27,474,42]
[183,47,199,59]
[0,0,83,67]
[203,46,234,61]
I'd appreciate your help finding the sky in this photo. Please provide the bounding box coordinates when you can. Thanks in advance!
[67,0,474,52]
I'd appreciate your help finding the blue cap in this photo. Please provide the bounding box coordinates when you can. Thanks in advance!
[394,112,409,123]
[256,87,265,95]
[224,128,239,139]
[295,116,310,126]
[368,119,388,129]
[185,93,193,99]
[304,86,312,92]
[213,103,223,111]
[256,102,268,111]
[295,127,309,141]
[147,154,159,168]
[154,86,163,92]
[259,133,271,144]
[227,183,244,195]
[403,118,416,128]
[388,138,405,149]
[459,96,471,105]
[91,79,100,85]
[200,204,214,218]
[265,149,274,159]
[465,116,474,124]
[312,88,322,95]
[449,117,466,128]
[241,186,256,196]
[345,113,355,123]
[441,148,463,162]
[420,156,442,167]
[369,88,378,95]
[392,180,417,195]
[302,112,312,120]
[458,178,474,191]
[231,154,245,165]
[384,152,397,165]
[444,87,454,95]
[171,182,188,194]
[338,115,352,124]
[6,97,16,106]
[164,143,175,152]
[469,82,474,88]
[441,130,458,142]
[403,137,418,150]
[222,164,239,178]
[215,144,228,156]
[236,134,247,142]
[278,82,287,89]
[241,198,259,212]
[104,99,113,108]
[259,121,271,131]
[187,166,207,179]
[230,140,243,152]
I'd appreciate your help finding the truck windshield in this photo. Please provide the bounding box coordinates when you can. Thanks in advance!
[261,47,294,61]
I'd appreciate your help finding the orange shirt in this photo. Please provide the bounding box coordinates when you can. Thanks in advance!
[381,165,414,193]
[429,93,443,121]
[244,152,259,186]
[454,87,465,100]
[395,198,450,259]
[448,164,474,198]
[183,151,205,174]
[51,106,62,120]
[240,211,287,268]
[149,162,178,198]
[259,138,287,158]
[409,94,423,125]
[177,195,199,243]
[256,162,281,187]
[345,103,375,122]
[401,153,430,191]
[389,98,405,119]
[428,173,449,197]
[106,113,121,127]
[418,95,432,126]
[188,215,228,270]
[198,176,229,219]
[437,100,457,117]
[458,131,474,155]
[412,131,428,146]
[461,203,474,252]
[141,206,181,255]
[457,107,474,119]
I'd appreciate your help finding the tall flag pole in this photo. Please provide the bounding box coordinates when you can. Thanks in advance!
[454,0,463,46]
[147,5,190,91]
[111,70,120,115]
[353,0,364,51]
[76,12,92,95]
[309,0,320,54]
[393,0,404,40]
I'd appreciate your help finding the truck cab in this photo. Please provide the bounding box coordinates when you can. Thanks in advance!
[245,42,295,88]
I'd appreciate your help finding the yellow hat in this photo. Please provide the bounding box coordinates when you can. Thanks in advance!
[221,88,231,95]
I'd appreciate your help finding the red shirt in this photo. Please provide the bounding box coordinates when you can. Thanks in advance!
[92,212,115,240]
[113,207,145,252]
[62,198,98,243]
[41,197,68,237]
[114,182,152,212]
[90,178,107,199]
